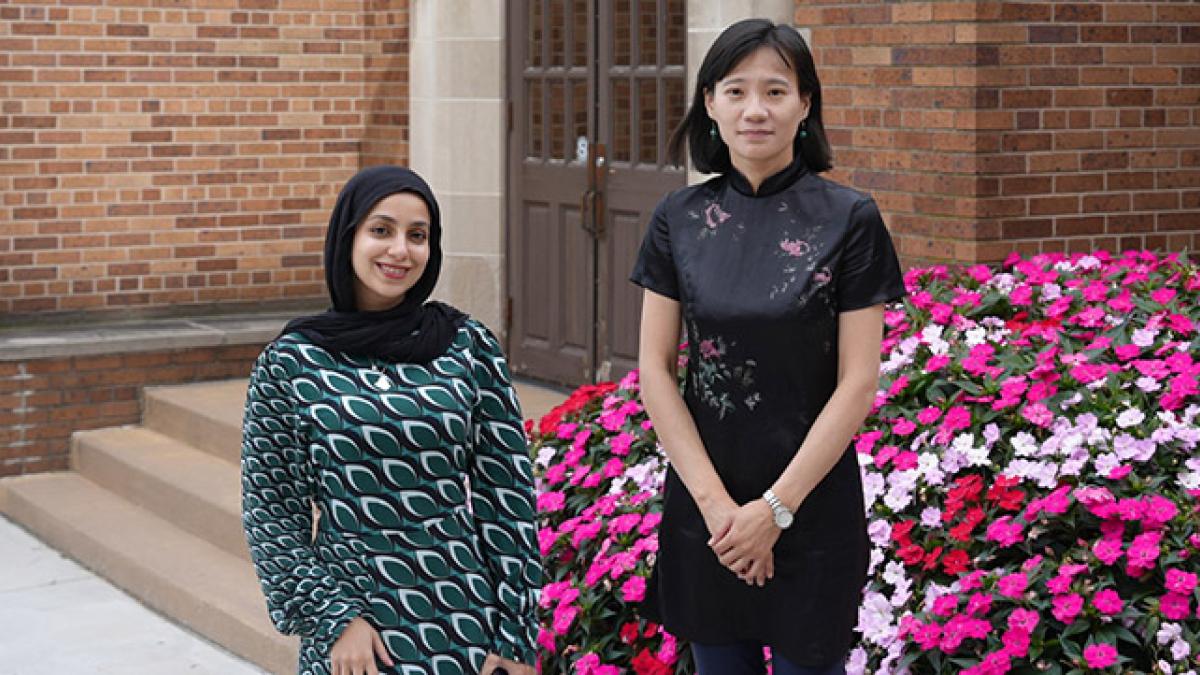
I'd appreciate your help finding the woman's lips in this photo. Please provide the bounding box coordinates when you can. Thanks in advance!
[376,262,409,280]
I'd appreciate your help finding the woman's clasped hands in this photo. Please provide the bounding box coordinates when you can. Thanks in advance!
[703,497,781,587]
[330,617,534,675]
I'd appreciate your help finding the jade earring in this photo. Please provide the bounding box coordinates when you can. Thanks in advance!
[798,120,809,140]
[710,122,718,140]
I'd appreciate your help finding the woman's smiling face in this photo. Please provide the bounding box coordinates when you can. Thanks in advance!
[705,46,811,178]
[350,191,431,312]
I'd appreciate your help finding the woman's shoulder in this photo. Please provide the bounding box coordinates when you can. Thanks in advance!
[796,172,874,208]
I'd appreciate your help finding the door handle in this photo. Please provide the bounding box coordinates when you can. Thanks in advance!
[580,188,597,235]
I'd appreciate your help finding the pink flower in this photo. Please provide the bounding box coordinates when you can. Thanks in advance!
[1007,608,1040,633]
[553,604,578,635]
[609,432,636,456]
[602,457,624,479]
[607,513,642,536]
[917,406,943,424]
[537,491,566,512]
[985,516,1023,547]
[892,418,917,436]
[1083,643,1118,669]
[621,575,646,602]
[1093,537,1123,565]
[1093,588,1124,615]
[931,595,959,617]
[913,621,942,650]
[925,354,950,372]
[1052,593,1083,624]
[966,592,993,617]
[538,527,557,556]
[997,572,1028,599]
[1143,495,1178,529]
[1127,531,1162,574]
[1160,592,1192,620]
[1020,402,1053,428]
[1001,628,1030,658]
[1165,569,1198,594]
[537,626,556,652]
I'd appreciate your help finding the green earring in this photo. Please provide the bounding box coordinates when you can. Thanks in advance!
[798,121,809,140]
[710,122,718,140]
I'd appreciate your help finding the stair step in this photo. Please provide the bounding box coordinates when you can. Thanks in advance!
[143,379,248,464]
[0,473,298,675]
[72,425,247,561]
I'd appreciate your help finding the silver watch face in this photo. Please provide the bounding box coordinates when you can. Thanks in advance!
[774,510,793,529]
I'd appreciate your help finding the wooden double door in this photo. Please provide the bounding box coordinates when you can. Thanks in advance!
[506,0,687,387]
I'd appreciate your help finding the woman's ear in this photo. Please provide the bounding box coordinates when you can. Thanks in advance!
[703,87,716,119]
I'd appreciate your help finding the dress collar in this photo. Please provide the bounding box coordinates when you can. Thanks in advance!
[726,154,809,197]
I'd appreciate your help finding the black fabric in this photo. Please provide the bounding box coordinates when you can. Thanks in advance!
[283,165,466,363]
[629,161,905,667]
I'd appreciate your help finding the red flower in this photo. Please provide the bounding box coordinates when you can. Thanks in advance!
[923,546,944,570]
[942,549,970,575]
[632,648,672,675]
[891,519,917,546]
[898,543,926,566]
[619,621,640,644]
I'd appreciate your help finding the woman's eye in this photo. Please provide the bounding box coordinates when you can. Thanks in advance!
[725,88,742,97]
[370,226,390,236]
[410,231,428,242]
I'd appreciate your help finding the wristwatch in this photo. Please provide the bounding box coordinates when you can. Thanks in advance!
[763,489,793,529]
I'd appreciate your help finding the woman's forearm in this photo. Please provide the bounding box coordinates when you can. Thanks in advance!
[769,379,876,513]
[640,363,732,510]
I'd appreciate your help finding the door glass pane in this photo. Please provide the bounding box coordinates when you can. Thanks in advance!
[638,78,657,164]
[571,0,588,68]
[613,0,631,67]
[529,0,543,68]
[572,79,588,164]
[666,0,685,67]
[528,79,544,159]
[549,80,566,160]
[665,77,685,164]
[549,1,565,67]
[612,79,631,163]
[637,0,657,67]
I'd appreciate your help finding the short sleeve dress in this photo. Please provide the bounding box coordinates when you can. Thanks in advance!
[630,157,906,667]
[241,318,542,675]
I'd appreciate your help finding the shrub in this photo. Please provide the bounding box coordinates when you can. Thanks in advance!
[531,250,1199,674]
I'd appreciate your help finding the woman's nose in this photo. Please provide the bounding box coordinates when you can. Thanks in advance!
[744,94,767,119]
[387,236,409,258]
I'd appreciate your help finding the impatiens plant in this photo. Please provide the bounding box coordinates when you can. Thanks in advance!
[530,250,1199,674]
[529,372,689,674]
[853,250,1199,674]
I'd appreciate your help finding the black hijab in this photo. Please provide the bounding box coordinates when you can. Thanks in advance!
[282,166,466,363]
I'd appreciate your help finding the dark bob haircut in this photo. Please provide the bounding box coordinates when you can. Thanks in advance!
[668,18,833,174]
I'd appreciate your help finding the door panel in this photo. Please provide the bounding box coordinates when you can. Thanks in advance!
[507,0,684,387]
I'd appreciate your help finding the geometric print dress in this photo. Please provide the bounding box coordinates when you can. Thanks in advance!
[241,318,542,675]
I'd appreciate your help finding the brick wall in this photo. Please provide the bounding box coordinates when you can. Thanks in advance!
[0,343,264,477]
[0,0,409,319]
[799,1,1200,265]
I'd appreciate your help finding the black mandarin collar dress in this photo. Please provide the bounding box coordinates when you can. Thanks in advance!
[630,156,906,666]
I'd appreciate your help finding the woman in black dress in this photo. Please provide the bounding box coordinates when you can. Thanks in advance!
[631,19,905,675]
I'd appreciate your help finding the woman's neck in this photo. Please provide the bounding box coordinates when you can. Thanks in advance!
[731,152,794,194]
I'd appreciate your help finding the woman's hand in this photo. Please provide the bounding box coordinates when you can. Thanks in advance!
[480,653,535,675]
[709,500,781,586]
[330,616,394,675]
[699,495,740,544]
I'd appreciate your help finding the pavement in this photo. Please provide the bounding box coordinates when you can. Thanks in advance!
[0,514,267,675]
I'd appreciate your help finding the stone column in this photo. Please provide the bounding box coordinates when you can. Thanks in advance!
[409,0,507,332]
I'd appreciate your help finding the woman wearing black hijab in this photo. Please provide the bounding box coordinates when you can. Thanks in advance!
[241,166,540,675]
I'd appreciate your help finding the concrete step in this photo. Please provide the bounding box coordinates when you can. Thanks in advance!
[143,379,247,465]
[0,473,298,675]
[72,425,247,561]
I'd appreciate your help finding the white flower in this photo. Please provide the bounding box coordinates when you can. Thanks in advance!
[868,547,884,575]
[846,647,869,675]
[535,445,557,467]
[1060,392,1084,409]
[1132,327,1159,347]
[1157,660,1173,674]
[964,327,988,346]
[1171,639,1191,661]
[1040,282,1062,301]
[1156,622,1181,645]
[1117,407,1146,428]
[856,591,897,646]
[1137,376,1163,393]
[1180,471,1200,491]
[867,519,892,547]
[884,486,913,511]
[890,584,912,608]
[883,561,907,586]
[1011,431,1039,457]
[917,452,944,485]
[862,470,885,507]
[1094,452,1121,476]
[1076,255,1101,271]
[920,507,942,528]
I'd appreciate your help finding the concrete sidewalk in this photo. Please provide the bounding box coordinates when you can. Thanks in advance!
[0,515,266,675]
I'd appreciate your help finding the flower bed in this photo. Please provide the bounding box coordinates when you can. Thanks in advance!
[530,250,1199,674]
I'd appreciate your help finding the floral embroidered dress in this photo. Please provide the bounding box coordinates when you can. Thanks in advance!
[241,319,541,675]
[630,156,906,666]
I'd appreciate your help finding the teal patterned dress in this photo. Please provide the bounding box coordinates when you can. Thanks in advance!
[241,319,541,675]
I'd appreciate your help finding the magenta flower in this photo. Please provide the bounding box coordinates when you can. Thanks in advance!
[1165,568,1198,594]
[985,516,1023,547]
[1007,608,1040,633]
[1160,592,1192,620]
[621,575,646,603]
[1052,593,1083,624]
[538,490,566,512]
[1093,588,1124,616]
[997,572,1028,599]
[1020,402,1053,428]
[1092,537,1123,565]
[1083,643,1118,669]
[917,406,943,424]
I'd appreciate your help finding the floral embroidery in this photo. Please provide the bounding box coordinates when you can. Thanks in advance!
[689,200,742,241]
[690,329,759,420]
[770,222,829,300]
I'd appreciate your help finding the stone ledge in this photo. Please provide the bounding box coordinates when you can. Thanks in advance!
[0,313,300,362]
